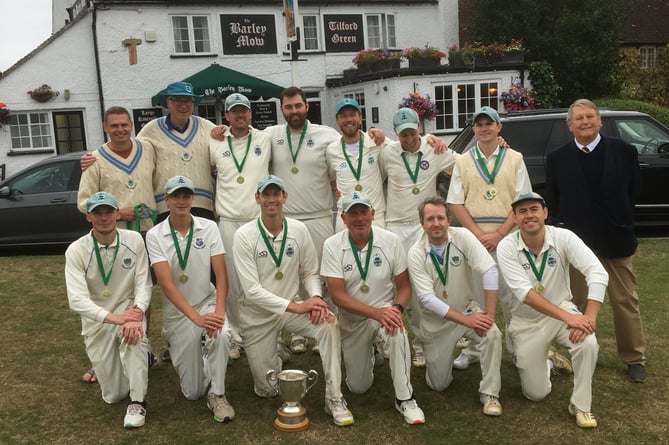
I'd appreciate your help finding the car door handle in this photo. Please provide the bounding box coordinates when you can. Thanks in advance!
[639,162,650,167]
[50,198,68,203]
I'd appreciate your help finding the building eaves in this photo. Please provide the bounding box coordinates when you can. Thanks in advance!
[94,0,436,5]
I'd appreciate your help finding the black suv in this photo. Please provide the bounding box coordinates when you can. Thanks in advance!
[442,109,669,226]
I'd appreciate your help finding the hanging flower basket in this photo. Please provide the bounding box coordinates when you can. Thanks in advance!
[0,104,10,128]
[27,84,60,102]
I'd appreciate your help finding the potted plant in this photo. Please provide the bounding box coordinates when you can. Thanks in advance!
[376,50,402,72]
[398,92,439,134]
[0,103,10,128]
[448,40,525,71]
[501,82,535,111]
[352,48,384,74]
[402,46,445,69]
[27,84,60,102]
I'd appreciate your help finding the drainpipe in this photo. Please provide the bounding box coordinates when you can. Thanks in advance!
[91,1,106,138]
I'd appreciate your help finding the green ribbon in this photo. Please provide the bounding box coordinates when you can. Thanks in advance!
[348,229,374,282]
[257,217,288,269]
[341,135,365,183]
[127,203,158,232]
[429,242,452,286]
[523,249,548,284]
[92,231,120,293]
[474,144,504,184]
[228,133,252,175]
[169,217,194,273]
[401,151,423,185]
[286,122,308,166]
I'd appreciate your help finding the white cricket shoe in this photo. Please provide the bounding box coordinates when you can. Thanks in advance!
[395,398,425,425]
[453,352,479,370]
[123,401,146,428]
[480,394,503,416]
[228,342,242,360]
[207,393,235,422]
[325,397,354,426]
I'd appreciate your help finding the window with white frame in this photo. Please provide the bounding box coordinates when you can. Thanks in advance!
[171,15,211,54]
[366,14,397,49]
[434,81,499,131]
[9,112,53,150]
[639,46,658,68]
[302,15,320,51]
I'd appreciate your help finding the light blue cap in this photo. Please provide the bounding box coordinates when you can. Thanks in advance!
[472,106,500,123]
[335,97,361,115]
[511,192,546,209]
[225,93,251,112]
[165,175,195,195]
[257,174,285,193]
[393,107,420,133]
[86,192,119,213]
[157,81,203,107]
[342,191,372,212]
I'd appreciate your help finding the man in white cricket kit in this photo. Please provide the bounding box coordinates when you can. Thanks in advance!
[233,175,354,427]
[408,196,503,416]
[146,176,234,423]
[496,192,608,428]
[321,191,426,425]
[65,192,151,428]
[379,107,459,369]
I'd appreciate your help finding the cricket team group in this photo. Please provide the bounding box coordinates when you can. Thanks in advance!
[64,81,647,430]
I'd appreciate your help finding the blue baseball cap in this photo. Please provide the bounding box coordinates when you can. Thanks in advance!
[335,98,361,115]
[472,106,500,123]
[257,175,285,193]
[156,81,203,107]
[342,191,372,212]
[393,107,420,133]
[165,175,195,195]
[225,93,251,112]
[86,192,119,213]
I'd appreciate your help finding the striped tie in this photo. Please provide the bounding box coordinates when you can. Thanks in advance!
[580,146,589,154]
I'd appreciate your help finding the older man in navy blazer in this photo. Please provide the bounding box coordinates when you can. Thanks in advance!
[545,99,647,383]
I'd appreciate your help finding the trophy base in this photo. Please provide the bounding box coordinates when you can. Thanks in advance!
[274,407,310,432]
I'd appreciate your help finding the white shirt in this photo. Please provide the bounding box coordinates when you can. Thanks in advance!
[379,138,458,224]
[321,227,407,323]
[264,121,341,219]
[65,229,152,335]
[209,127,271,221]
[146,216,225,324]
[496,225,609,322]
[233,216,321,318]
[408,227,497,317]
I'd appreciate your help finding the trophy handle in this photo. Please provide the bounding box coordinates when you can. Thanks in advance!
[305,369,319,393]
[266,369,278,390]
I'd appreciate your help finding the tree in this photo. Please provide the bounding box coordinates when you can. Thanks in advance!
[467,0,631,105]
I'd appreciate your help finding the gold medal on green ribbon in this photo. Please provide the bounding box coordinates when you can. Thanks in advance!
[412,187,420,195]
[349,231,374,296]
[169,218,194,286]
[180,274,189,283]
[401,151,423,198]
[522,246,549,296]
[442,290,448,299]
[535,283,544,293]
[291,166,299,174]
[229,134,252,186]
[355,184,363,191]
[258,218,288,283]
[360,283,369,293]
[237,176,245,184]
[286,123,307,177]
[93,232,119,301]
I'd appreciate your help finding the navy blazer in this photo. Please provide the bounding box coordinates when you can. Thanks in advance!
[546,134,641,258]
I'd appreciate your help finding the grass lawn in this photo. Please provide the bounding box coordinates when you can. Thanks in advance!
[0,238,667,444]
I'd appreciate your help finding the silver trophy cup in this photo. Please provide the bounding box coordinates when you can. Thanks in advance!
[266,369,318,431]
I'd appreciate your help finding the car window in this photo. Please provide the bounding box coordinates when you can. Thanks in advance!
[8,161,76,195]
[611,117,669,154]
[500,120,553,156]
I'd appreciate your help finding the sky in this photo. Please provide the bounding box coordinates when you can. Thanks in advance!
[0,0,53,72]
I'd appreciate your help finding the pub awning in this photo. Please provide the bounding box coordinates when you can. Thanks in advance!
[151,63,285,106]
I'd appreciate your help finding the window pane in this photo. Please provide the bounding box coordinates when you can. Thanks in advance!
[9,112,52,149]
[386,15,396,48]
[435,85,454,131]
[192,16,210,53]
[172,16,190,53]
[480,82,499,109]
[457,84,476,128]
[366,15,381,48]
[303,16,319,50]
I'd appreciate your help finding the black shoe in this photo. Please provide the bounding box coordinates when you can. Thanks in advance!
[628,364,647,383]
